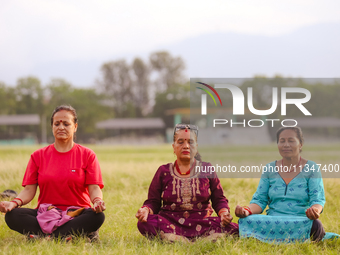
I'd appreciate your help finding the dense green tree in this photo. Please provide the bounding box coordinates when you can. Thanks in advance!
[0,83,16,115]
[149,51,186,92]
[15,77,44,115]
[132,57,150,116]
[98,60,133,117]
[45,79,74,110]
[153,83,190,127]
[98,51,186,118]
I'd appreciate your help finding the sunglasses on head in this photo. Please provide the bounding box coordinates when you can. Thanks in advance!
[173,124,198,137]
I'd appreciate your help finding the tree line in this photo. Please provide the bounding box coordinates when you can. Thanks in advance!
[0,51,190,142]
[1,53,339,143]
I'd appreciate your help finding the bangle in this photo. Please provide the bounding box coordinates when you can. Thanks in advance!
[141,205,151,214]
[10,200,19,208]
[243,206,253,215]
[14,198,23,207]
[92,197,102,204]
[218,209,229,217]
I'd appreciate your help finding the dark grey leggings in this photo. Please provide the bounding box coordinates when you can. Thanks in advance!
[310,219,325,242]
[5,208,105,237]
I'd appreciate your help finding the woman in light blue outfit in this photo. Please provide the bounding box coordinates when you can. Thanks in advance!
[235,127,328,243]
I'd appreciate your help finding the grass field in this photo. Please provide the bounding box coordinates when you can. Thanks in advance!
[1,144,340,255]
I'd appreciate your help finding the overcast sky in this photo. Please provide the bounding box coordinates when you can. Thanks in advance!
[1,0,340,86]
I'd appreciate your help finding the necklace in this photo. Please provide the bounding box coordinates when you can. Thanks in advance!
[175,160,196,175]
[281,156,302,173]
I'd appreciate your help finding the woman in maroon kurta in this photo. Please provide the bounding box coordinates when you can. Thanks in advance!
[136,124,239,241]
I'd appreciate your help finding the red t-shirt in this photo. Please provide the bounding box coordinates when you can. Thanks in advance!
[22,144,104,210]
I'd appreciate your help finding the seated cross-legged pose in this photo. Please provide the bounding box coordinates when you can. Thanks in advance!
[235,126,338,243]
[0,105,105,241]
[136,123,239,242]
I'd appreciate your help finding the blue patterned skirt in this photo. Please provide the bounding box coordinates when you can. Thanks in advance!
[239,215,313,243]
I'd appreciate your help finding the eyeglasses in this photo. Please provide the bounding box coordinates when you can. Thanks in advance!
[173,124,198,137]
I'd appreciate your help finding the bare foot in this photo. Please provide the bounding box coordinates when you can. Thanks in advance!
[47,206,56,211]
[160,232,190,243]
[204,233,226,242]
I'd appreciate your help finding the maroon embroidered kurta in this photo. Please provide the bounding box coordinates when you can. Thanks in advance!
[137,162,239,239]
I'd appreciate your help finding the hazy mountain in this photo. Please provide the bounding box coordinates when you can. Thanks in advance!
[29,22,340,86]
[165,22,340,79]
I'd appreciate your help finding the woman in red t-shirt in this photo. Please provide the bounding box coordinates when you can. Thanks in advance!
[0,105,105,241]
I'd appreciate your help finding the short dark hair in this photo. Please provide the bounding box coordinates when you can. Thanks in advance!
[276,126,304,145]
[50,105,78,126]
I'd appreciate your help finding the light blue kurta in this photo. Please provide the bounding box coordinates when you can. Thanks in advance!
[251,160,325,216]
[239,160,326,243]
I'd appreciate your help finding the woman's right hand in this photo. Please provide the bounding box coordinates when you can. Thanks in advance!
[135,207,149,222]
[235,205,250,218]
[0,201,17,213]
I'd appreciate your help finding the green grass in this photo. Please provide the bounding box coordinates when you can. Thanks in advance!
[1,144,340,254]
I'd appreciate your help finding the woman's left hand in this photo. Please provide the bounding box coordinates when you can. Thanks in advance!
[88,184,105,213]
[92,199,106,213]
[0,201,17,213]
[220,211,233,227]
[306,206,320,220]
